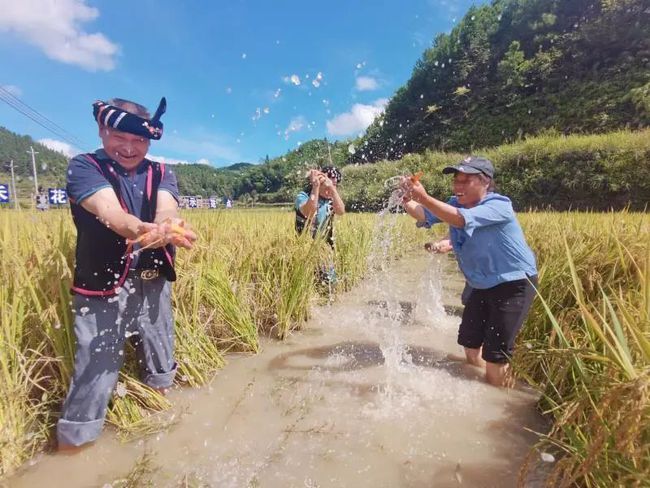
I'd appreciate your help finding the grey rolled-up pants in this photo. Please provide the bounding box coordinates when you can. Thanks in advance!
[57,274,177,446]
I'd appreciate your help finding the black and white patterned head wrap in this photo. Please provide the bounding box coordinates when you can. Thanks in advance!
[93,97,166,140]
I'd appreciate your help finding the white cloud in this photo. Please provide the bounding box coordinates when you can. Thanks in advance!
[38,138,78,157]
[326,99,388,137]
[283,116,306,140]
[147,155,189,165]
[0,0,119,71]
[161,129,242,163]
[1,84,22,97]
[355,76,379,91]
[147,154,213,166]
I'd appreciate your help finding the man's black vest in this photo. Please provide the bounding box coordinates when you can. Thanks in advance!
[70,154,176,296]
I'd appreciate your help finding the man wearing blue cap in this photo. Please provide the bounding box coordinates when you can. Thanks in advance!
[57,97,196,450]
[402,156,537,387]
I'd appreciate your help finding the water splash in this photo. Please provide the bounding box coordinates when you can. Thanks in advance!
[364,178,417,408]
[414,255,452,330]
[365,177,405,273]
[352,177,478,419]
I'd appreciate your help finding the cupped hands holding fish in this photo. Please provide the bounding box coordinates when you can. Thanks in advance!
[129,217,197,252]
[399,172,429,204]
[399,170,466,228]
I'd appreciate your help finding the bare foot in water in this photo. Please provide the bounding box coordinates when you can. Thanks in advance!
[446,353,484,368]
[440,354,485,381]
[445,353,468,363]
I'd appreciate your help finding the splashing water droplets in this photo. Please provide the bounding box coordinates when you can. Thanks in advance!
[115,382,127,398]
[541,452,555,463]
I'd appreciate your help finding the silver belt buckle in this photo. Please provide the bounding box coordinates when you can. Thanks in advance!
[140,269,159,280]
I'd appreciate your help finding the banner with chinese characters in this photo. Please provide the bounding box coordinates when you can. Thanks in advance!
[48,188,68,205]
[0,184,9,204]
[180,195,206,209]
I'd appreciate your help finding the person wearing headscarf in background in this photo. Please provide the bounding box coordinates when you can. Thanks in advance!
[295,166,345,284]
[57,97,196,451]
[402,156,537,387]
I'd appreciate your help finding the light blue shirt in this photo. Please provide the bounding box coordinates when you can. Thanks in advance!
[295,191,333,231]
[418,193,537,289]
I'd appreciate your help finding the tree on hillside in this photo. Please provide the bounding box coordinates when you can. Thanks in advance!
[351,0,649,163]
[0,126,69,191]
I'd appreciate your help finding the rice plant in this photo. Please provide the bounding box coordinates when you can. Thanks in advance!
[0,208,420,476]
[514,212,649,487]
[2,206,646,486]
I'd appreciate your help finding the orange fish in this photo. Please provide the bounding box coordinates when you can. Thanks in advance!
[126,218,193,254]
[409,171,423,183]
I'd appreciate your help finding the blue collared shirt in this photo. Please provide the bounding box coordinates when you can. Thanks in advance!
[417,193,537,289]
[295,191,333,230]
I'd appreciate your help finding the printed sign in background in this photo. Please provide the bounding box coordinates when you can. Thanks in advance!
[0,184,9,203]
[180,195,221,209]
[48,188,68,205]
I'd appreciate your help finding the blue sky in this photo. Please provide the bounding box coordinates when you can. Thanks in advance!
[0,0,484,167]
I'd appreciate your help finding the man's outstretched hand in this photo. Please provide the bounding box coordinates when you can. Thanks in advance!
[130,218,197,250]
[161,218,197,249]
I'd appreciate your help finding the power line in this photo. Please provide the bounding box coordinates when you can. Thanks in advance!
[0,87,90,150]
[0,86,86,147]
[0,91,84,149]
[0,90,88,150]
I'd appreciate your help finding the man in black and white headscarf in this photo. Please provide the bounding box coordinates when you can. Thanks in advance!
[57,97,196,451]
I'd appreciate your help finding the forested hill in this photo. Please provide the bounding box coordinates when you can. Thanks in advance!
[0,126,68,190]
[173,138,350,201]
[350,0,649,163]
[0,124,350,201]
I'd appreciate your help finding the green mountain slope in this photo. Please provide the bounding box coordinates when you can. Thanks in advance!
[0,126,68,192]
[351,0,649,163]
[0,126,349,201]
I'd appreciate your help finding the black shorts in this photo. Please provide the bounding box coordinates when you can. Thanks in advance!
[458,276,537,364]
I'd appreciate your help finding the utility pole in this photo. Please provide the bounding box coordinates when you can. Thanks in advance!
[27,146,39,206]
[8,160,18,209]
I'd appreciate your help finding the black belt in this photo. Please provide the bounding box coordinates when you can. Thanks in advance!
[129,269,160,280]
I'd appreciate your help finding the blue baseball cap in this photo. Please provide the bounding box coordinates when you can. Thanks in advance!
[442,156,494,179]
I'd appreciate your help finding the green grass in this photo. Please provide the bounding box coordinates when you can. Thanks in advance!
[341,129,650,212]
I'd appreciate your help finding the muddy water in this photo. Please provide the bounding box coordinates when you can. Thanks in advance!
[7,255,547,488]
